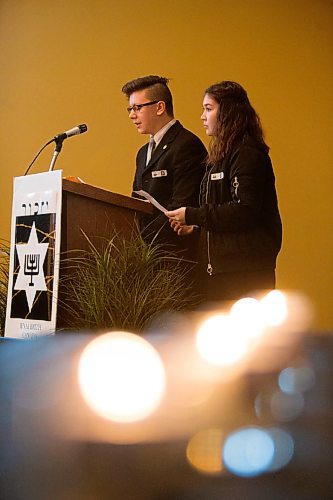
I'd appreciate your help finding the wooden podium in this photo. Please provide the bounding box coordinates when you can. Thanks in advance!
[61,179,153,252]
[58,179,153,328]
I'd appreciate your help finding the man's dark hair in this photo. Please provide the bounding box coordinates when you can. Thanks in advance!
[122,75,174,116]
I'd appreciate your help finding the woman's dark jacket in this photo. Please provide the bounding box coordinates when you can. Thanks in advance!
[185,139,282,275]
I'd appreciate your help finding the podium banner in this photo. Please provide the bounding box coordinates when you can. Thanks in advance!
[5,171,62,339]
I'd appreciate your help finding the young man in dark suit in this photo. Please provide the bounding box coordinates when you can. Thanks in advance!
[122,75,207,260]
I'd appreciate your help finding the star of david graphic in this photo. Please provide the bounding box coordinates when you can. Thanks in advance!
[14,221,49,312]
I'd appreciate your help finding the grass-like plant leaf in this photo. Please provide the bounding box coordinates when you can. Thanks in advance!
[58,230,198,333]
[0,240,10,336]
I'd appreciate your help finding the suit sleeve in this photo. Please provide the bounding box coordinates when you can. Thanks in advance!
[166,135,207,210]
[149,135,206,239]
[131,145,147,199]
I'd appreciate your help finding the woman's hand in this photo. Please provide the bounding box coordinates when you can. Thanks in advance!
[176,225,195,236]
[165,207,194,236]
[165,207,186,224]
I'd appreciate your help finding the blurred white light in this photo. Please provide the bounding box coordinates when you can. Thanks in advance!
[230,297,265,338]
[223,427,274,477]
[78,331,166,423]
[267,427,294,472]
[196,313,249,366]
[260,290,288,326]
[270,389,304,422]
[279,365,315,394]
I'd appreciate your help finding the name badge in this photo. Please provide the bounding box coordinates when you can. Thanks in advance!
[211,172,224,180]
[152,170,168,178]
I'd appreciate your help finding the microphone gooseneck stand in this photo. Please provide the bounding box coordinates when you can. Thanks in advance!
[24,139,54,176]
[48,137,64,172]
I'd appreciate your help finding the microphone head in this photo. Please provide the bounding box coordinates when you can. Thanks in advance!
[78,124,88,134]
[54,124,88,142]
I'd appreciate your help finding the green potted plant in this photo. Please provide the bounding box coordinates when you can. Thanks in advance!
[0,240,10,336]
[59,230,198,333]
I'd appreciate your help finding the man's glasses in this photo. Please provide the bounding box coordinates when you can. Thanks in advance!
[127,100,159,114]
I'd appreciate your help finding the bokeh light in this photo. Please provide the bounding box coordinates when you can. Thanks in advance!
[196,313,249,367]
[223,426,274,477]
[279,365,315,394]
[186,428,224,475]
[270,389,304,422]
[230,297,265,338]
[266,427,294,472]
[78,331,166,423]
[260,290,288,327]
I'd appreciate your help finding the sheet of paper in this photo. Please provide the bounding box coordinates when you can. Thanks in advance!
[133,190,167,214]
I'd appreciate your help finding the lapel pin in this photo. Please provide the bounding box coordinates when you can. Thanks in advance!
[163,145,167,150]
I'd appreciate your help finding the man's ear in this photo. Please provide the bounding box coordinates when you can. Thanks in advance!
[156,101,166,115]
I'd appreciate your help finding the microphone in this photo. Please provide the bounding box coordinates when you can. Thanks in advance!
[24,123,88,175]
[54,124,88,142]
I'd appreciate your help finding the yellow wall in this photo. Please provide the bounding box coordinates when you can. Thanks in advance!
[1,0,332,330]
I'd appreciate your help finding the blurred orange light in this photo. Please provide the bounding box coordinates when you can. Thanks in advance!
[186,429,224,475]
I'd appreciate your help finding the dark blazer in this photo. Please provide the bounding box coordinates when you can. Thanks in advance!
[186,139,282,273]
[132,120,207,259]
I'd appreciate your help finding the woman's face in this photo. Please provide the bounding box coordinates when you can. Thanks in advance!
[201,94,219,136]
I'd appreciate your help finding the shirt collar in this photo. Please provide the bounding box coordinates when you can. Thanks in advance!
[151,119,177,147]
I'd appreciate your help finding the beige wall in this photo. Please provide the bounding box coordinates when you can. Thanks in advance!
[1,0,332,330]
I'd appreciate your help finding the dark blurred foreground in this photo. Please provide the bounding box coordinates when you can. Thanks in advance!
[0,332,333,500]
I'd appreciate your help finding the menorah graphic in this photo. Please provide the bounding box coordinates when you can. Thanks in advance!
[24,254,40,286]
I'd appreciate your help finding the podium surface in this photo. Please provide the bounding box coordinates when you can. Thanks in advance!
[61,179,153,252]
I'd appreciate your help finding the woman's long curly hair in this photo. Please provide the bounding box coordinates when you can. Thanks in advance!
[205,81,269,164]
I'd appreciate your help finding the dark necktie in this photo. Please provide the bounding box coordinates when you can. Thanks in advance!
[150,137,156,154]
[146,137,156,165]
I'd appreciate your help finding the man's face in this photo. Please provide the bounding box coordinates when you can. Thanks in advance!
[127,90,160,135]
